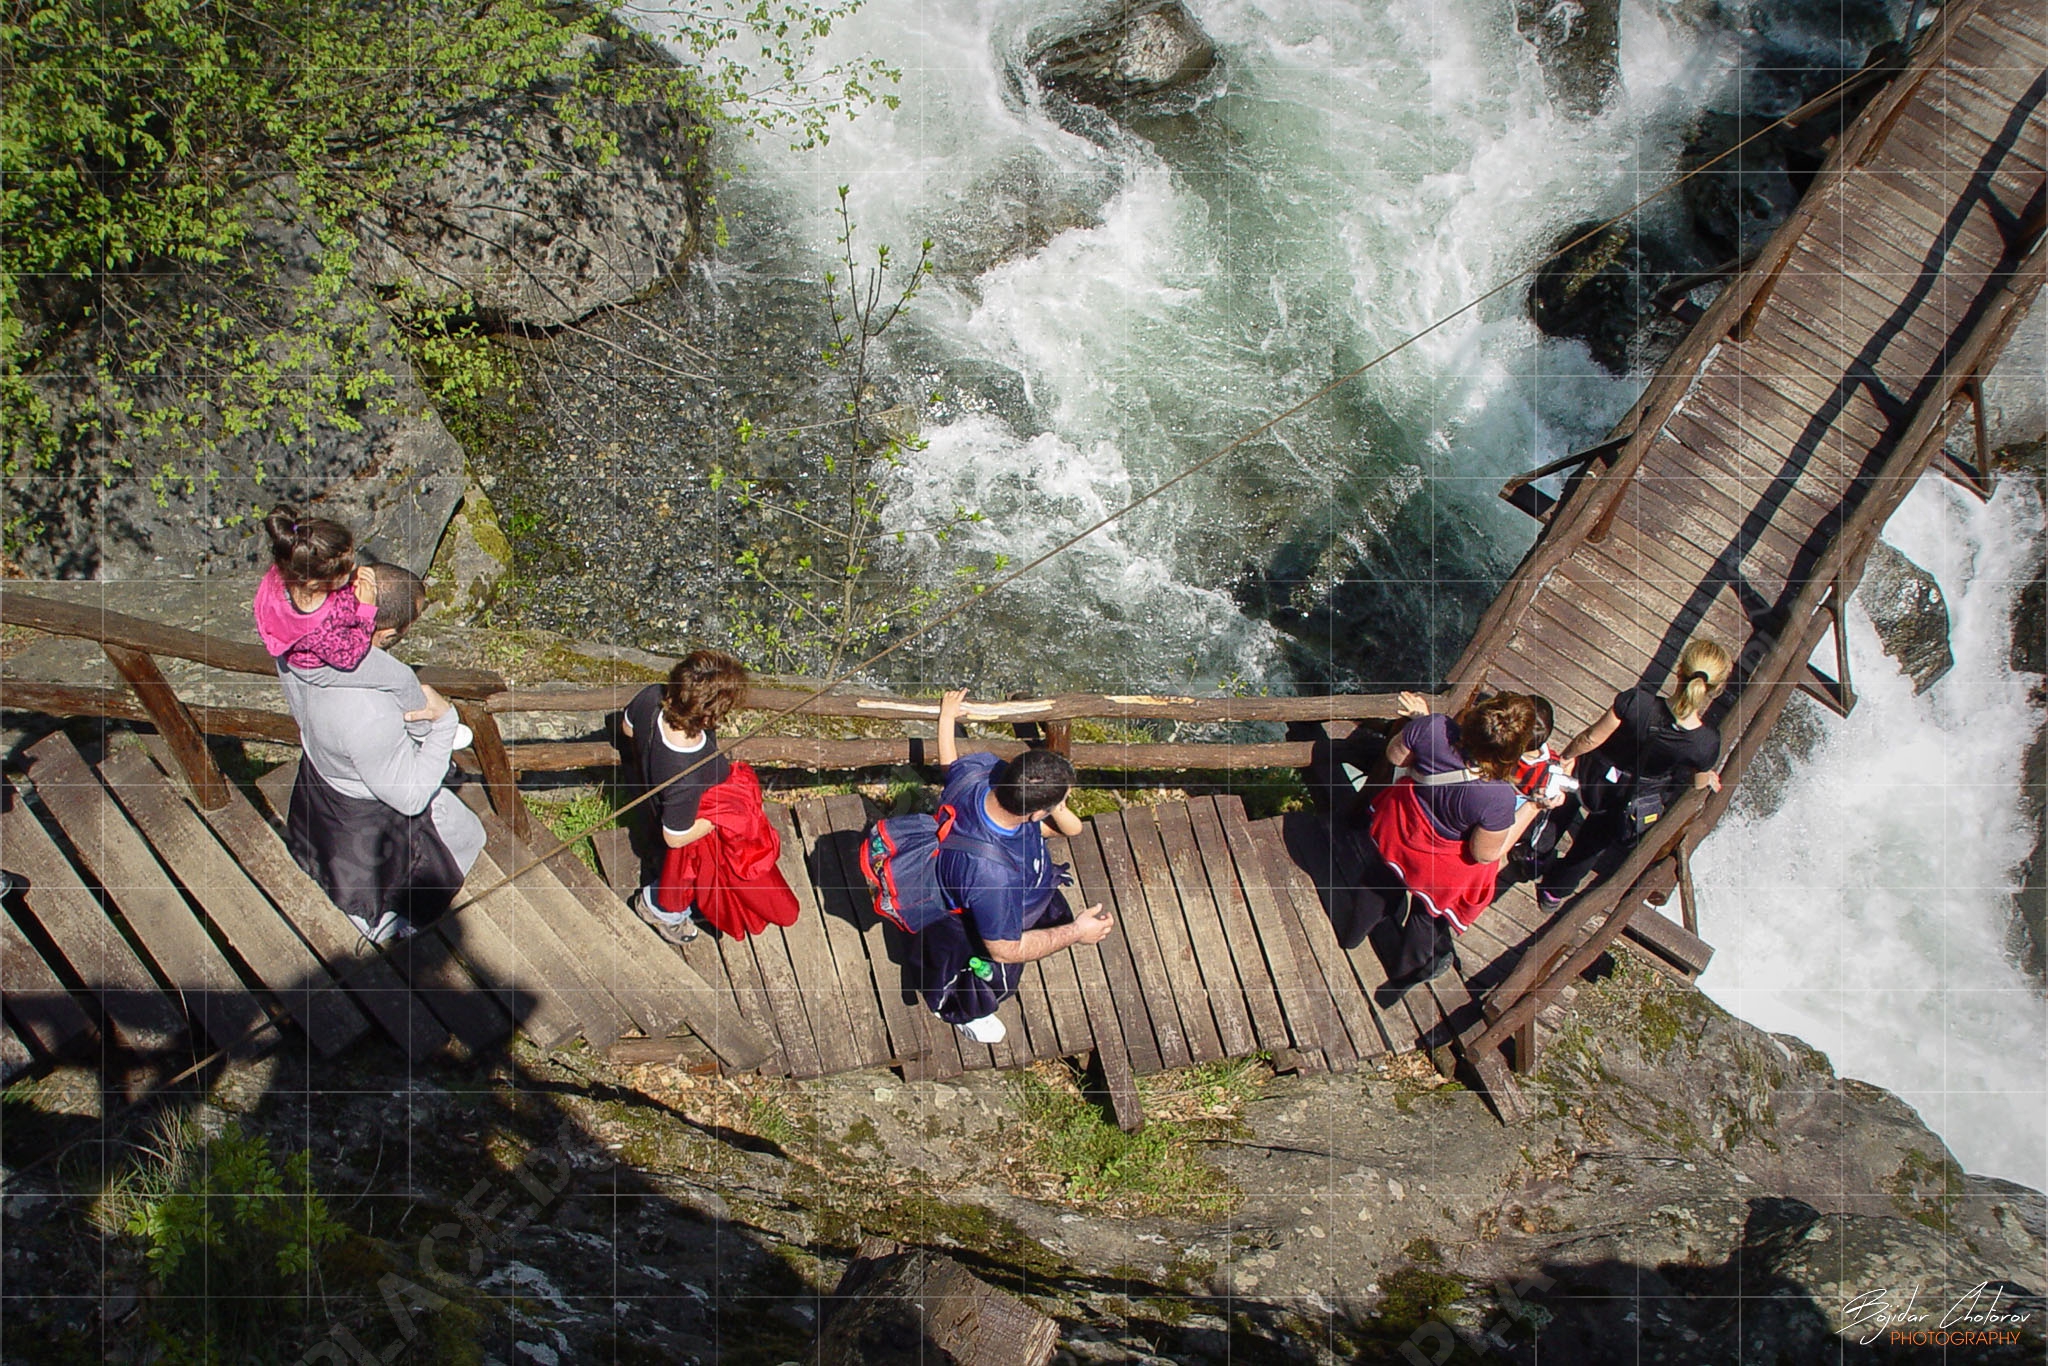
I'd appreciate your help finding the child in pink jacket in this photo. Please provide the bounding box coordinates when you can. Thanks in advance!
[252,504,376,671]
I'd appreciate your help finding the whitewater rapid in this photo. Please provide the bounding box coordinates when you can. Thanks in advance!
[1695,472,2046,1193]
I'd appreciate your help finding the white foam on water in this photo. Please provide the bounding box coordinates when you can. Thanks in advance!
[1695,473,2047,1191]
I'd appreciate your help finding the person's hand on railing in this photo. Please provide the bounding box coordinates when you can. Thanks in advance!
[1395,691,1431,719]
[1693,769,1723,792]
[405,683,453,725]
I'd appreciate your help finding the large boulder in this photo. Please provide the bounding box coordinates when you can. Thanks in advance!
[353,36,703,328]
[13,193,464,579]
[1857,539,1954,694]
[1515,0,1622,118]
[1029,1,1218,111]
[1527,222,1694,374]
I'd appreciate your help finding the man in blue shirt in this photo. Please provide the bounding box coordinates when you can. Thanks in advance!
[923,689,1116,1043]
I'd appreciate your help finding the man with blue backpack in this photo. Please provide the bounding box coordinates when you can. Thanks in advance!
[861,689,1116,1044]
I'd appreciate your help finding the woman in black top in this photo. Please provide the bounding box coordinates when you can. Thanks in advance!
[1536,638,1731,907]
[619,650,743,941]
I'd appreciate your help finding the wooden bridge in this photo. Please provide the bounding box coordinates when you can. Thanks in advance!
[0,0,2040,1126]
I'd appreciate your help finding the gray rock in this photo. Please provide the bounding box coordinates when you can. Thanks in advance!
[2010,727,2046,985]
[1857,540,1954,693]
[928,152,1111,281]
[1526,222,1692,374]
[1030,2,1218,111]
[1515,0,1622,118]
[1729,690,1828,820]
[14,193,464,580]
[353,45,703,328]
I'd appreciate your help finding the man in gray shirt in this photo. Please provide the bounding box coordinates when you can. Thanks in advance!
[277,564,483,943]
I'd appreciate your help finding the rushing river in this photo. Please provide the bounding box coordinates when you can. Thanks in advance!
[633,0,2044,1186]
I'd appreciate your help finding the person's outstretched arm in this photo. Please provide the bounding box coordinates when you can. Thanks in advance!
[936,688,968,769]
[981,902,1116,963]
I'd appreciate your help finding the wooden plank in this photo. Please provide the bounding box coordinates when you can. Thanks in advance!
[775,799,889,1070]
[450,790,632,1049]
[0,1022,32,1081]
[458,846,611,1052]
[1058,827,1162,1074]
[1258,820,1385,1064]
[1032,898,1094,1062]
[1184,799,1291,1054]
[25,734,277,1055]
[1009,953,1062,1062]
[1666,400,1851,520]
[591,826,641,903]
[0,801,187,1054]
[756,803,861,1076]
[810,795,926,1071]
[100,642,230,811]
[99,746,371,1057]
[1090,813,1192,1070]
[512,795,773,1070]
[695,916,786,1076]
[1152,802,1256,1057]
[252,761,508,1056]
[1239,811,1357,1071]
[1117,808,1225,1064]
[1210,796,1326,1071]
[0,914,93,1057]
[192,785,452,1061]
[734,913,825,1079]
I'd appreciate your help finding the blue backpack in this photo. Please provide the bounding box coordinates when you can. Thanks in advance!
[858,804,1010,933]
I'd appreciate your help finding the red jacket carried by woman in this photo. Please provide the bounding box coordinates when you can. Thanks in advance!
[1368,777,1500,931]
[656,761,801,938]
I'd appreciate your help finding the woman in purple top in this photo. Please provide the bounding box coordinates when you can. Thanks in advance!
[1338,690,1554,996]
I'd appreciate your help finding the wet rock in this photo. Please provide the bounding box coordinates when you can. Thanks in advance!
[1730,691,1828,820]
[354,33,702,328]
[1857,540,1953,694]
[15,193,464,580]
[2010,727,2046,985]
[1515,0,1622,118]
[928,153,1110,280]
[1029,2,1218,111]
[1526,222,1694,374]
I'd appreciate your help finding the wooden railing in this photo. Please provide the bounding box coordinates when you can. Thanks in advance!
[0,590,1411,825]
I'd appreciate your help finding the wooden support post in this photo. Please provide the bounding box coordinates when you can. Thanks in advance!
[1042,718,1073,759]
[457,702,522,835]
[1675,844,1700,937]
[1511,1018,1538,1075]
[1731,258,1787,343]
[100,644,230,810]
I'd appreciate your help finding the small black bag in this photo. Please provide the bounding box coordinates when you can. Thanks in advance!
[1620,785,1666,838]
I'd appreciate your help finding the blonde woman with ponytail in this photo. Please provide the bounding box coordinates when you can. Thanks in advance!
[1535,638,1731,907]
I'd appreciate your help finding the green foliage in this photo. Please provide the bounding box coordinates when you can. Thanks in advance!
[719,188,1001,677]
[526,789,623,875]
[1,0,897,554]
[1010,1067,1242,1217]
[107,1120,348,1359]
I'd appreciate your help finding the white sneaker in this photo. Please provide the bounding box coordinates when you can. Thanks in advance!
[452,723,474,750]
[953,1013,1006,1045]
[347,910,408,947]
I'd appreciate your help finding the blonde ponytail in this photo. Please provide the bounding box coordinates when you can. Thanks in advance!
[1669,638,1731,723]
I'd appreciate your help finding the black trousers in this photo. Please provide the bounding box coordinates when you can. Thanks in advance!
[1537,795,1637,901]
[917,892,1073,1024]
[1333,835,1454,985]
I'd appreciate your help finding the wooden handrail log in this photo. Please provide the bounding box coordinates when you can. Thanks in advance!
[485,684,1414,725]
[0,680,302,743]
[0,680,1318,772]
[0,589,506,700]
[496,737,1317,773]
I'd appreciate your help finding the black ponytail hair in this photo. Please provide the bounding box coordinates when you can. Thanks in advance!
[264,503,356,589]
